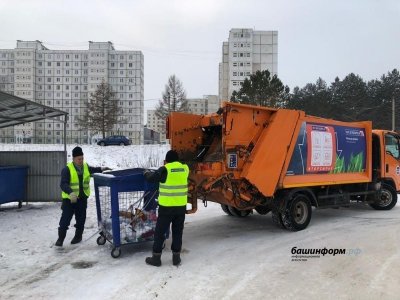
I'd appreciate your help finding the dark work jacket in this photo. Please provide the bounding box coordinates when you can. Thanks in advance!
[60,163,102,200]
[145,165,187,215]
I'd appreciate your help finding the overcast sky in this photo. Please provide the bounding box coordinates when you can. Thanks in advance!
[0,0,399,110]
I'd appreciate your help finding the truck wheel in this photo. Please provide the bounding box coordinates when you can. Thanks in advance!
[369,183,397,210]
[271,209,285,229]
[221,204,233,216]
[255,206,271,215]
[228,206,251,217]
[282,194,312,231]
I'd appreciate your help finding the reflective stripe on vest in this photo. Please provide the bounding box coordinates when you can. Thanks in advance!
[61,162,91,199]
[158,161,189,207]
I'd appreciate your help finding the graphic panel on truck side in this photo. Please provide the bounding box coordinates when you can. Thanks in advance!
[306,124,336,172]
[287,122,366,175]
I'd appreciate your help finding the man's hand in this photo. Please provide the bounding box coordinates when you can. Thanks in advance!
[69,192,78,203]
[143,169,153,180]
[102,167,112,172]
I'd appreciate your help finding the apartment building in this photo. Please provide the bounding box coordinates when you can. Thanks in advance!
[0,40,144,144]
[219,28,278,102]
[146,95,220,142]
[146,109,166,142]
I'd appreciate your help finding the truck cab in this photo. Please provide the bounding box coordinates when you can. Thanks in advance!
[373,130,400,192]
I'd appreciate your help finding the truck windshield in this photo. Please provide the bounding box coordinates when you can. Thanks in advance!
[385,134,400,159]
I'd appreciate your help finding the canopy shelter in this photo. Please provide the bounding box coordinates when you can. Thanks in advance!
[0,91,68,152]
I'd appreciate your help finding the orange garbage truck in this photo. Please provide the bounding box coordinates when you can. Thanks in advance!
[167,102,399,231]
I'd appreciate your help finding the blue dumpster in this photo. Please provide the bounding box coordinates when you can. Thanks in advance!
[0,166,29,208]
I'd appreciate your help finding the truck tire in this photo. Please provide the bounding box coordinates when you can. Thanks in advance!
[282,194,312,231]
[227,206,252,217]
[271,209,285,229]
[369,183,398,210]
[221,204,233,216]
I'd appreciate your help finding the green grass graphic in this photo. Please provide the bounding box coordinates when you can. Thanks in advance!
[330,152,364,174]
[332,155,345,173]
[347,152,364,172]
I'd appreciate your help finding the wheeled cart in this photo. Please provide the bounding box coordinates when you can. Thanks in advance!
[93,168,158,258]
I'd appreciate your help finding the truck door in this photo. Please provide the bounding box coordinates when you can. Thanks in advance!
[383,133,400,190]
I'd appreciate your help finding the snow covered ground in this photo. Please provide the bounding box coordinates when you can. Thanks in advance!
[0,144,399,299]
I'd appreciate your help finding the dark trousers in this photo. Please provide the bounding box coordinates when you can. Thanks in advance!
[58,198,88,231]
[153,213,185,254]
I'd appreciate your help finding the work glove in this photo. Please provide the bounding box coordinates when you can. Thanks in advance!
[143,169,153,180]
[102,167,112,172]
[69,192,78,203]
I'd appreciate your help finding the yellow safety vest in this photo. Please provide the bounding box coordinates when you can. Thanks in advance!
[61,162,91,199]
[158,161,189,207]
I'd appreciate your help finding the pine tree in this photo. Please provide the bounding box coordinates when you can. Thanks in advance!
[78,80,120,138]
[230,70,289,108]
[155,75,188,133]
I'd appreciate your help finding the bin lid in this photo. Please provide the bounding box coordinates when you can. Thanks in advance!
[0,165,29,170]
[93,168,158,191]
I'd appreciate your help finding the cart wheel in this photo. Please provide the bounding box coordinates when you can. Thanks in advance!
[111,247,121,258]
[97,235,106,245]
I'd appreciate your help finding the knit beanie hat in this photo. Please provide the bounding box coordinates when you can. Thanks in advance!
[72,146,84,157]
[165,150,179,163]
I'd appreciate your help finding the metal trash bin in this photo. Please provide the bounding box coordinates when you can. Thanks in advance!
[93,168,159,258]
[0,166,29,208]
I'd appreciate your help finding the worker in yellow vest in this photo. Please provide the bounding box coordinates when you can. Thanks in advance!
[55,146,111,247]
[144,150,189,266]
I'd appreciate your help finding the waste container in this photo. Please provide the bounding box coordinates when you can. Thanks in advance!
[0,166,29,208]
[93,168,159,258]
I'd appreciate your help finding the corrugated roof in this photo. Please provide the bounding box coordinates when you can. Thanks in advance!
[0,91,68,128]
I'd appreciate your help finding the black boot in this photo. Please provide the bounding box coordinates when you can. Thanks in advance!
[71,228,83,244]
[55,229,67,247]
[145,252,162,267]
[172,252,181,266]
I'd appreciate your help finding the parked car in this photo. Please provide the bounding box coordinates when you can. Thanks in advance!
[97,135,131,146]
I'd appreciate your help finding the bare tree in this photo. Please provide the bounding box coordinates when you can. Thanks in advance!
[78,80,120,139]
[155,75,188,133]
